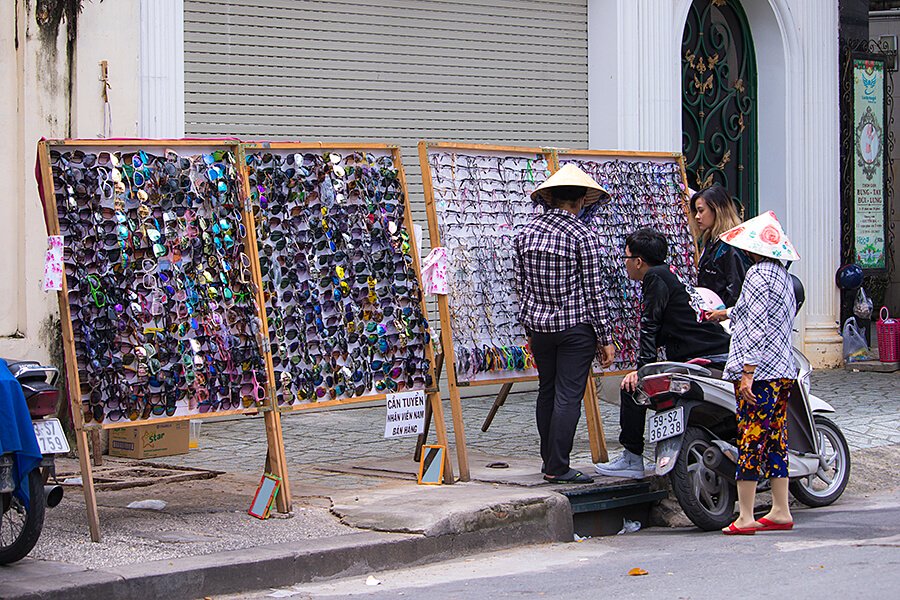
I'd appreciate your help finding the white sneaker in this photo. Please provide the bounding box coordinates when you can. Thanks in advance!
[594,450,646,479]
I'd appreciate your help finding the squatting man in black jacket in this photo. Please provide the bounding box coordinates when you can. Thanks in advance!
[594,228,731,479]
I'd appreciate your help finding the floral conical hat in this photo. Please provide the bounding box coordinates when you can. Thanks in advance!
[719,210,799,261]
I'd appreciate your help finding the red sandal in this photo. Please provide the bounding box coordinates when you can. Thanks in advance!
[756,517,794,531]
[722,522,757,535]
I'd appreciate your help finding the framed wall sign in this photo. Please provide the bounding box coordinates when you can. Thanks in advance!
[852,53,889,271]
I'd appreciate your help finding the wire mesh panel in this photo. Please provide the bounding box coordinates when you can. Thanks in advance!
[558,153,696,371]
[244,145,436,409]
[48,142,270,425]
[423,145,551,384]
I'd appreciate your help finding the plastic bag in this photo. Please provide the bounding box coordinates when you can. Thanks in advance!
[842,317,869,362]
[854,288,874,319]
[617,519,642,534]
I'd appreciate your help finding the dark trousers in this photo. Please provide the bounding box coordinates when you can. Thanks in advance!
[530,324,596,477]
[619,388,646,456]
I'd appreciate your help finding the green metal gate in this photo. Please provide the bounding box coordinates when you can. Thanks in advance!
[682,0,758,216]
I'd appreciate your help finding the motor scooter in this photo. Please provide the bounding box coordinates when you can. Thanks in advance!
[634,286,851,531]
[0,360,67,564]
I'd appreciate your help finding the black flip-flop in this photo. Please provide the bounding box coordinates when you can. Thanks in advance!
[543,469,593,484]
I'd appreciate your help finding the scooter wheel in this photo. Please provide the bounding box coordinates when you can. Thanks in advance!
[0,469,46,565]
[669,426,737,531]
[789,415,851,507]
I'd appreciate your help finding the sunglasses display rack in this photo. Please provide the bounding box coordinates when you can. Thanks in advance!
[418,141,609,480]
[240,143,449,454]
[38,139,454,542]
[38,140,292,541]
[557,150,696,372]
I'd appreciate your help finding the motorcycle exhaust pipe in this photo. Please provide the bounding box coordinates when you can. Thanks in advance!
[702,446,736,481]
[44,484,63,508]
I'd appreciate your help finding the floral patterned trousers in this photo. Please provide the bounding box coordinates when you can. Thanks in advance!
[735,378,794,481]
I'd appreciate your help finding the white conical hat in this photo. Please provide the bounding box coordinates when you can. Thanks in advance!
[718,210,800,262]
[530,164,610,206]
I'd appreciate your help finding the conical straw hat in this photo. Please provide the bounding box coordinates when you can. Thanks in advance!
[530,164,610,206]
[718,210,800,262]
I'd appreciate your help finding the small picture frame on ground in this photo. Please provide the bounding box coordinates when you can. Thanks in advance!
[418,445,445,485]
[248,473,281,519]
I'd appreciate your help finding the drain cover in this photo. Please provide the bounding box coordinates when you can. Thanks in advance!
[58,462,222,491]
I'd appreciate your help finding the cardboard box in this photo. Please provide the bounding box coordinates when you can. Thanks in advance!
[109,421,190,459]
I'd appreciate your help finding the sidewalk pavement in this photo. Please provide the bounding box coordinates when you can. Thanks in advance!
[2,369,897,599]
[129,367,900,477]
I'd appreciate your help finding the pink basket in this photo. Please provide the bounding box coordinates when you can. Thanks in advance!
[876,307,900,363]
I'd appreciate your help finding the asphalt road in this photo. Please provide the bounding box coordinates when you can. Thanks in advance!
[230,488,900,600]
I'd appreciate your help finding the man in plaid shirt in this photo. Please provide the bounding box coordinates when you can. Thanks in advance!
[515,164,615,484]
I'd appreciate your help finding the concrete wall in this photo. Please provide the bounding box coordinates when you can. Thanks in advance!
[0,0,140,363]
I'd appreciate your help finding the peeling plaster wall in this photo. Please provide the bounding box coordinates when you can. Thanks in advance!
[0,0,140,362]
[0,1,24,338]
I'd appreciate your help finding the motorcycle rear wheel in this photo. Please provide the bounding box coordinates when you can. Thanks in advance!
[0,469,45,565]
[669,426,737,531]
[789,416,851,507]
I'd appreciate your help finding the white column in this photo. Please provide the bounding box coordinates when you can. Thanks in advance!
[614,0,682,152]
[588,0,619,147]
[789,1,843,366]
[140,0,184,138]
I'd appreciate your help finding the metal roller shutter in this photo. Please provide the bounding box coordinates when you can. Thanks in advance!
[183,0,588,402]
[183,0,589,228]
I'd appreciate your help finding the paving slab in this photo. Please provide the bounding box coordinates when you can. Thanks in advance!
[319,451,641,489]
[331,481,572,539]
[844,360,899,373]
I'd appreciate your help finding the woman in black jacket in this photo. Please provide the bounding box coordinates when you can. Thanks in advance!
[690,185,751,307]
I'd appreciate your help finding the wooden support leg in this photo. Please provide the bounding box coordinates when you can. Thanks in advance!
[414,398,433,462]
[447,384,469,481]
[583,376,608,463]
[415,351,443,461]
[592,377,609,462]
[90,429,103,467]
[481,382,513,432]
[263,409,292,513]
[75,428,101,542]
[426,391,455,483]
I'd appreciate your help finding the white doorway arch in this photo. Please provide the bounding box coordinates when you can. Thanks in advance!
[673,0,842,364]
[587,0,841,364]
[674,0,802,228]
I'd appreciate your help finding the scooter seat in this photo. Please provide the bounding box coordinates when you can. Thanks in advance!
[637,361,712,378]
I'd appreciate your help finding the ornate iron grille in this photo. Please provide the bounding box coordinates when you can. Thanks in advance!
[839,38,896,318]
[681,0,758,216]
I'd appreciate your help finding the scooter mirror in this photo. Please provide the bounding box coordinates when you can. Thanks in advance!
[790,274,805,314]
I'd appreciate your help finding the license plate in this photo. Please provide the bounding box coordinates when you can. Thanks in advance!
[32,419,70,455]
[647,407,684,444]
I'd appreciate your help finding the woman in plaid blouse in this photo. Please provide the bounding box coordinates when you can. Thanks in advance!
[707,211,801,535]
